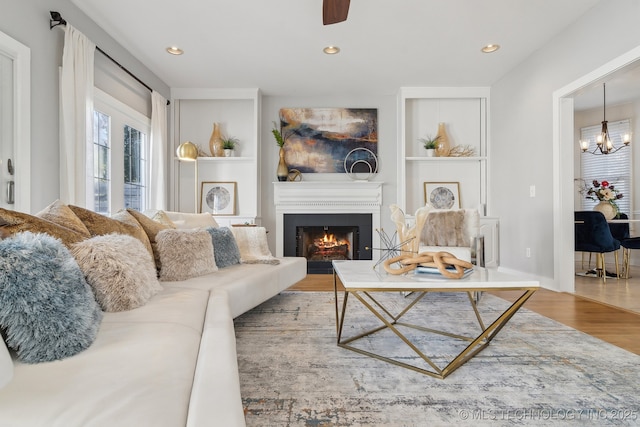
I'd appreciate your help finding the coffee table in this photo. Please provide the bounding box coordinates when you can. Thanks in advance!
[332,260,539,379]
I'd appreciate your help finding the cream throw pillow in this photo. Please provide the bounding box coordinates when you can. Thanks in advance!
[231,226,280,265]
[156,229,218,281]
[72,234,161,312]
[163,211,219,229]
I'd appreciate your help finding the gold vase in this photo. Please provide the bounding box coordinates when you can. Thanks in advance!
[277,147,288,182]
[435,122,450,157]
[209,122,224,157]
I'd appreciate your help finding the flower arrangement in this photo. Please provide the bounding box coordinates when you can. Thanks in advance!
[585,180,623,211]
[418,134,439,150]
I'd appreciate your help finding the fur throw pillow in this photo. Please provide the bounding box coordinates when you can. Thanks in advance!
[0,232,103,363]
[156,229,218,281]
[72,234,162,312]
[206,226,241,268]
[420,210,470,247]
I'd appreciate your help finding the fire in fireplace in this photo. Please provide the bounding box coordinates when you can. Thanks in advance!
[298,226,357,262]
[283,213,372,274]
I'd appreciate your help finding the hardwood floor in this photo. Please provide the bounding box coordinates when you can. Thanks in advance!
[288,273,640,356]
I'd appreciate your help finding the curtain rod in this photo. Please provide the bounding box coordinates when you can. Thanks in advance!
[50,11,170,105]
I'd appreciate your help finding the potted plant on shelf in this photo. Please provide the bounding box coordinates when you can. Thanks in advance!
[222,137,239,157]
[418,135,440,157]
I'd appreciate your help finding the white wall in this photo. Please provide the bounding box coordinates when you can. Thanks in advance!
[260,94,397,251]
[1,0,169,213]
[491,0,640,289]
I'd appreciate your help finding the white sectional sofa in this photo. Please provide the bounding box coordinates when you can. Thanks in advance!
[0,205,306,427]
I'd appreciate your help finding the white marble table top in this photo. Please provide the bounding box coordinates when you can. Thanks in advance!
[332,260,539,291]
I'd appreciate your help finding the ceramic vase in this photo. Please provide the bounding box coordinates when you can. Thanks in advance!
[435,122,450,157]
[425,149,436,157]
[209,123,224,157]
[277,147,289,182]
[594,201,617,220]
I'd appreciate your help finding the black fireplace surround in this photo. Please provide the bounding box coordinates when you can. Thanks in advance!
[283,213,373,274]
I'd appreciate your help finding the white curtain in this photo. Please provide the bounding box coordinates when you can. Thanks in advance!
[60,25,95,206]
[149,91,168,209]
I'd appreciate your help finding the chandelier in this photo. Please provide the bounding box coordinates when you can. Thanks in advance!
[579,83,631,155]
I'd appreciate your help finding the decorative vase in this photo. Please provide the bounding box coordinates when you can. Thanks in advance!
[593,201,617,220]
[435,122,450,157]
[277,147,289,182]
[209,123,224,157]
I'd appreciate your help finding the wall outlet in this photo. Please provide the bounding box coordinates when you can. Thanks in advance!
[526,247,531,258]
[529,185,536,198]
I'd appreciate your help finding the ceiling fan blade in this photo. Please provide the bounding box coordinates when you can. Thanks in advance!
[323,0,350,25]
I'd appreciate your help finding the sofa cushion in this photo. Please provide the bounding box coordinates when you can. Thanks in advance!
[163,211,219,229]
[35,199,90,237]
[231,226,279,265]
[206,227,241,268]
[0,232,103,363]
[68,205,154,257]
[72,234,162,312]
[156,229,218,281]
[0,336,12,389]
[0,207,87,247]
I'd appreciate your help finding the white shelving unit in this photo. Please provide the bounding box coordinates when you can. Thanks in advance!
[398,87,499,267]
[171,88,261,226]
[397,87,490,215]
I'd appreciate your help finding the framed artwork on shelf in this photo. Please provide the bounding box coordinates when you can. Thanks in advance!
[200,181,237,215]
[424,182,460,210]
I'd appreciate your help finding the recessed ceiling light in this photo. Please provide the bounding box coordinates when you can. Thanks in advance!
[166,46,184,55]
[323,46,340,55]
[481,44,500,53]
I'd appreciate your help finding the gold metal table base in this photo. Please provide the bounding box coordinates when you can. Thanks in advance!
[333,271,536,379]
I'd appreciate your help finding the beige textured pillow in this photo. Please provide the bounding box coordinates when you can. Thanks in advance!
[36,200,90,237]
[68,205,153,258]
[144,210,177,228]
[72,234,161,312]
[0,207,86,247]
[231,226,280,265]
[156,229,218,281]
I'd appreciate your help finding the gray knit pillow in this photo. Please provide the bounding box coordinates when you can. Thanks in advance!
[206,226,241,268]
[156,229,218,281]
[72,234,162,312]
[0,232,103,363]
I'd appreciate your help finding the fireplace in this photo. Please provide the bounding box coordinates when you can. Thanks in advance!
[284,213,372,274]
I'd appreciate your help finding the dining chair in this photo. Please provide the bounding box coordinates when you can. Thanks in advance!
[620,234,640,279]
[574,211,620,281]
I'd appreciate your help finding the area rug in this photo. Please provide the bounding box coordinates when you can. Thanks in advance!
[235,291,640,426]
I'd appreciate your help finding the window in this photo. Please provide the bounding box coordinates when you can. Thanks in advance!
[580,119,632,214]
[90,89,150,215]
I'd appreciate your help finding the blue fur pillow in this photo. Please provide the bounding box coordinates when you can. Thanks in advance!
[0,232,103,363]
[206,226,241,268]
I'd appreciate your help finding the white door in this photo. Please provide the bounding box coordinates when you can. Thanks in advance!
[0,51,15,209]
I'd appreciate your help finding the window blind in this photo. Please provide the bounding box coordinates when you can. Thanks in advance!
[580,119,632,215]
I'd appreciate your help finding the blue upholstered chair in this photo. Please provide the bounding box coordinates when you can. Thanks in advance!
[574,211,620,281]
[620,225,640,278]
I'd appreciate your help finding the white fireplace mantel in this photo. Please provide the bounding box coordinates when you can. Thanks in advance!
[273,181,383,257]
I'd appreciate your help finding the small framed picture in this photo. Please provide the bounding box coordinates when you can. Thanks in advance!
[200,181,237,215]
[424,182,460,209]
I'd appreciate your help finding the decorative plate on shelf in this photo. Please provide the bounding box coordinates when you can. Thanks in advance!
[429,186,456,209]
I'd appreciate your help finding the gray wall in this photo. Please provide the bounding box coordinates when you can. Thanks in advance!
[490,0,640,283]
[1,0,169,212]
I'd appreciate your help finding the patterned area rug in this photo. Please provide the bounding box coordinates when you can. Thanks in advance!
[235,291,640,426]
